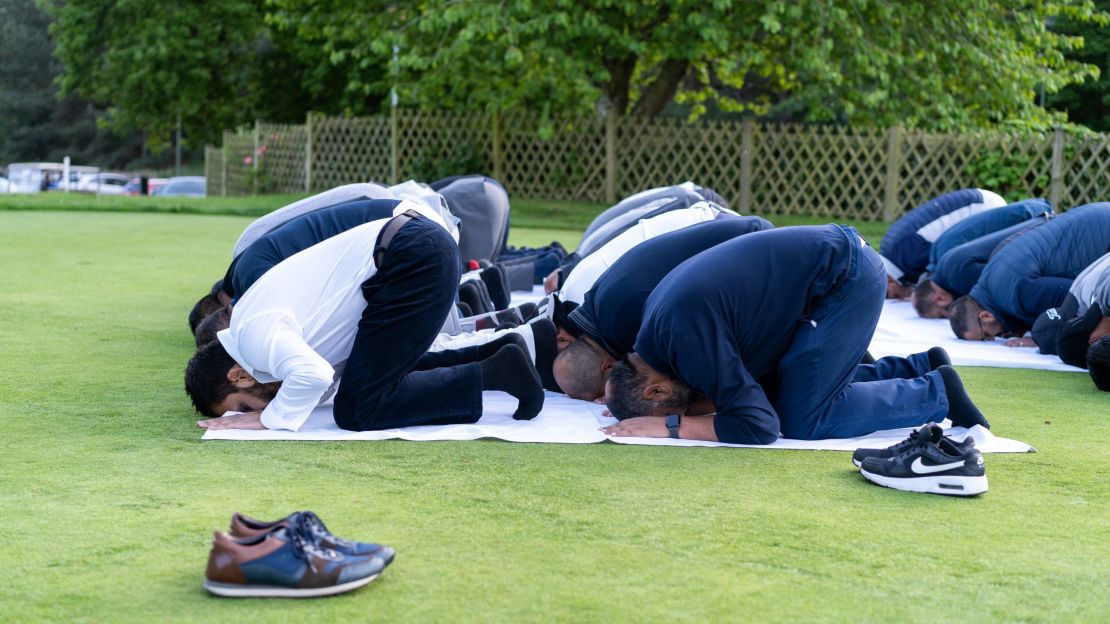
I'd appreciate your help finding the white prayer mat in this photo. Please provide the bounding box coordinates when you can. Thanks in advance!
[869,299,1083,373]
[201,391,1034,454]
[510,284,549,306]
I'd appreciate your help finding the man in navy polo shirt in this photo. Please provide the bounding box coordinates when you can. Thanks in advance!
[604,225,988,444]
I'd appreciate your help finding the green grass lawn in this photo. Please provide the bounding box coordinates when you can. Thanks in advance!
[1,206,1108,622]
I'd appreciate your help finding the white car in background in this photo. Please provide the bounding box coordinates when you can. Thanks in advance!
[0,176,9,193]
[76,172,130,195]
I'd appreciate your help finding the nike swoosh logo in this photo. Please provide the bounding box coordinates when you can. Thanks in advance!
[911,457,966,474]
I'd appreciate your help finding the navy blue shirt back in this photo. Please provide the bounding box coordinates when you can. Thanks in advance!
[224,198,401,298]
[568,216,773,358]
[635,225,857,444]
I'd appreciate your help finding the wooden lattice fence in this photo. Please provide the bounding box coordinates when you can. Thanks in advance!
[207,112,1110,220]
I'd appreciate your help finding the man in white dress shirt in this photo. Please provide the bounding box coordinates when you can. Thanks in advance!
[186,201,543,432]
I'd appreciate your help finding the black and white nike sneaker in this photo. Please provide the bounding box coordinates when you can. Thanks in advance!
[852,425,975,468]
[859,424,987,496]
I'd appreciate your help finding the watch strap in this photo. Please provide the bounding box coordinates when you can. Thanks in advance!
[666,414,681,439]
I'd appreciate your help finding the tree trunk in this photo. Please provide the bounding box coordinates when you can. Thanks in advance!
[602,56,636,115]
[631,59,689,117]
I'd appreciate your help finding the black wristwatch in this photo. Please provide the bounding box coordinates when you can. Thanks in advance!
[665,414,681,439]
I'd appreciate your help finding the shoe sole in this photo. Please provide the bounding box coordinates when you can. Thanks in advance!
[203,573,380,598]
[859,469,987,497]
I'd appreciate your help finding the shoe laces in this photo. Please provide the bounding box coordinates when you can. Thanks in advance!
[288,514,342,563]
[299,511,355,548]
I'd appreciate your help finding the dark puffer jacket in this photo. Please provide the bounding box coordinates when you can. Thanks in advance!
[970,203,1110,332]
[880,188,1006,284]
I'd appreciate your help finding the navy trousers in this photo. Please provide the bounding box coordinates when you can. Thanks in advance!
[333,217,483,431]
[774,239,949,439]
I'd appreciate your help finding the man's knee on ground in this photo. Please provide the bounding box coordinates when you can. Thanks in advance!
[1088,336,1110,391]
[184,340,239,417]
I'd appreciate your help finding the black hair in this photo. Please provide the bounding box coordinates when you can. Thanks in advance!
[605,358,652,421]
[1088,336,1110,392]
[605,357,695,421]
[912,279,946,318]
[948,296,980,340]
[189,293,223,335]
[184,339,239,417]
[553,340,608,399]
[194,306,231,348]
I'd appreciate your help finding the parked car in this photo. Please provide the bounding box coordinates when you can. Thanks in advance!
[5,162,99,193]
[159,176,206,197]
[123,177,170,196]
[76,172,130,195]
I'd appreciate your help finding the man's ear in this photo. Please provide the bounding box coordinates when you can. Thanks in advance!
[600,356,616,375]
[226,365,256,388]
[643,381,672,402]
[935,291,953,307]
[979,310,996,324]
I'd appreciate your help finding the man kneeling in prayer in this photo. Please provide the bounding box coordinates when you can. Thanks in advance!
[602,225,989,444]
[185,203,544,432]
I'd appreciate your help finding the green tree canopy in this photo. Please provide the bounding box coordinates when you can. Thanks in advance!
[47,0,373,152]
[1048,0,1110,131]
[47,0,1109,151]
[268,0,1106,130]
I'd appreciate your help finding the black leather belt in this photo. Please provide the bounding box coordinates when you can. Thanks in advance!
[374,209,421,268]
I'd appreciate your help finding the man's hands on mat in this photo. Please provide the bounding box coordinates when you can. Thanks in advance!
[197,411,265,430]
[601,416,668,438]
[1004,337,1037,348]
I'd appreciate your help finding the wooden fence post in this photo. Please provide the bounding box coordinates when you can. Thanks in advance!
[883,126,903,221]
[304,112,314,193]
[221,136,228,197]
[252,119,260,196]
[1050,127,1065,209]
[605,112,618,204]
[390,107,400,185]
[491,111,504,182]
[739,118,755,214]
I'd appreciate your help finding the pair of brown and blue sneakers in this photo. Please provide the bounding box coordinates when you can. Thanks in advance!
[204,511,395,598]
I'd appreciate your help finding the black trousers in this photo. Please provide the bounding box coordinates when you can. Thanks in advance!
[333,216,483,431]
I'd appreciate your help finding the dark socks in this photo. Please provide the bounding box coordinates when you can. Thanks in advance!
[927,346,952,371]
[476,332,528,360]
[937,365,990,429]
[479,344,544,420]
[479,266,511,310]
[458,282,489,315]
[528,318,562,392]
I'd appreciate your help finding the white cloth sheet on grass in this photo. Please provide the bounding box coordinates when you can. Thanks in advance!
[869,299,1083,372]
[201,391,1034,454]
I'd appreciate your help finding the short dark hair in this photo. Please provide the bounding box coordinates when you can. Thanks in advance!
[553,340,608,399]
[189,292,223,335]
[605,357,694,421]
[912,279,945,318]
[948,296,980,339]
[184,339,238,417]
[1089,336,1110,392]
[605,358,653,420]
[194,305,231,348]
